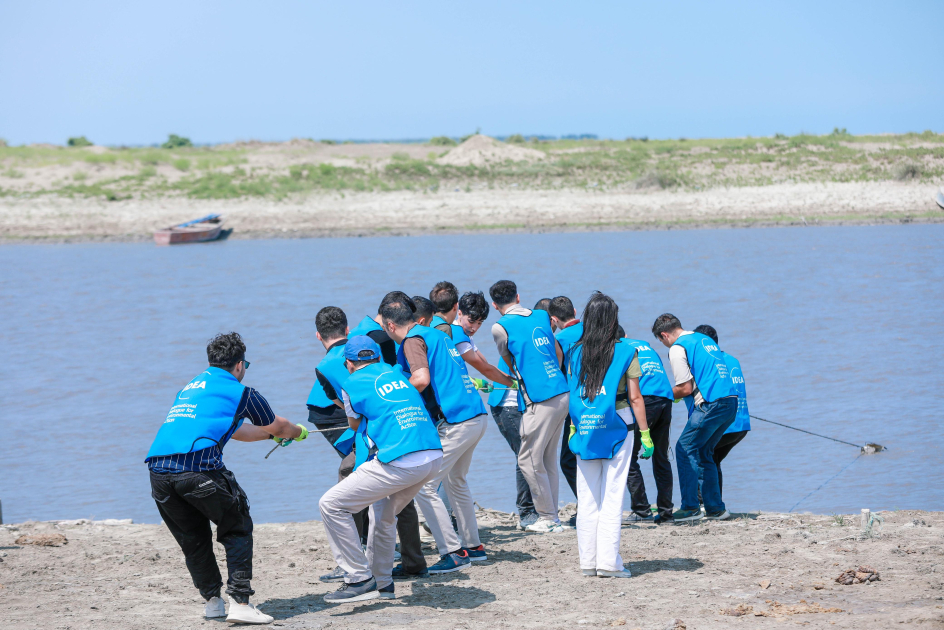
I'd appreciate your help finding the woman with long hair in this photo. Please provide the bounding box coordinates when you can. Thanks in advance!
[568,292,654,578]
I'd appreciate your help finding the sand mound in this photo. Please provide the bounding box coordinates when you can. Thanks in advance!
[437,135,544,167]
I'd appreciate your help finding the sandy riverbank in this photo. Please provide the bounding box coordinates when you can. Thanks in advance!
[0,181,942,243]
[2,507,941,629]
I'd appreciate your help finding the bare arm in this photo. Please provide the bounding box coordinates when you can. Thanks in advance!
[672,379,694,400]
[555,339,564,367]
[627,377,649,432]
[462,350,514,386]
[231,415,301,442]
[409,367,431,392]
[348,415,361,430]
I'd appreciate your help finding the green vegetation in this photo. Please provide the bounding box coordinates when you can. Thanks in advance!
[429,136,457,146]
[506,134,526,144]
[0,131,941,202]
[161,134,192,149]
[67,136,93,147]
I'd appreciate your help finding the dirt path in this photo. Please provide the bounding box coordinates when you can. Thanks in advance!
[2,508,941,629]
[1,182,941,243]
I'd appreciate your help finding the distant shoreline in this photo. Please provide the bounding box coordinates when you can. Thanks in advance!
[0,180,940,244]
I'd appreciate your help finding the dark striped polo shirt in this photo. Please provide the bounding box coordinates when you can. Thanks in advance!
[147,387,275,473]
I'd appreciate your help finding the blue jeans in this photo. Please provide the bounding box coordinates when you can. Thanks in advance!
[675,396,737,513]
[490,405,536,517]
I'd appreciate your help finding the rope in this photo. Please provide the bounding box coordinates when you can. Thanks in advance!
[788,452,863,512]
[750,414,861,448]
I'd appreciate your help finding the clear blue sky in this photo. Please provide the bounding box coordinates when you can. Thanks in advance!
[2,1,941,145]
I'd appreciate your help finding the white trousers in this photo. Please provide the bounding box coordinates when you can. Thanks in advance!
[414,414,487,555]
[319,457,440,588]
[575,433,634,572]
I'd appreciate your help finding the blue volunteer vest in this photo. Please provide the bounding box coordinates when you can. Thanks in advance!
[350,315,399,362]
[343,362,442,463]
[723,352,751,434]
[430,315,450,332]
[567,341,637,460]
[449,324,472,347]
[496,309,568,403]
[146,367,247,460]
[555,322,584,378]
[397,325,486,423]
[487,357,513,407]
[622,338,674,400]
[306,343,349,407]
[672,332,738,403]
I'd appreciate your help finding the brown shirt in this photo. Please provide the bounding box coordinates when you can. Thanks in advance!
[401,336,429,373]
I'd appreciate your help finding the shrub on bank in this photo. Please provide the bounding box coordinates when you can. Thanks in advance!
[430,136,457,146]
[68,136,93,147]
[162,134,192,149]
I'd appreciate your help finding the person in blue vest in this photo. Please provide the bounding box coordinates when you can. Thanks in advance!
[694,324,750,501]
[429,281,459,339]
[653,313,739,523]
[146,332,308,624]
[489,280,570,533]
[548,295,582,522]
[568,293,653,578]
[382,295,487,571]
[318,336,443,604]
[349,309,398,366]
[616,325,676,525]
[411,295,436,327]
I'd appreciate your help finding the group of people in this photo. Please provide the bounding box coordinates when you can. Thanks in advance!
[144,280,751,624]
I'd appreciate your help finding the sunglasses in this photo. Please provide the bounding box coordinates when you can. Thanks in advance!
[242,360,251,369]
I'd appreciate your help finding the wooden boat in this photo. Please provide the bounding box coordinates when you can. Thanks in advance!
[154,214,223,246]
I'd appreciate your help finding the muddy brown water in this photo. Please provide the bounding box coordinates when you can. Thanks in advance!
[1,224,941,523]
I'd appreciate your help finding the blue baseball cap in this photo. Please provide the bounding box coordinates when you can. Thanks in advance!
[344,335,381,361]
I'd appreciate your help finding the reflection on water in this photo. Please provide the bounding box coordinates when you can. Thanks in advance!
[1,225,942,523]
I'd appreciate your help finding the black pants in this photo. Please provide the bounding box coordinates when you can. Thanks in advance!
[626,396,674,519]
[489,405,536,517]
[150,468,254,603]
[560,415,578,498]
[713,430,748,498]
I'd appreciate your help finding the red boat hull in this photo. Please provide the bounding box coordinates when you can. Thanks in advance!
[153,224,223,246]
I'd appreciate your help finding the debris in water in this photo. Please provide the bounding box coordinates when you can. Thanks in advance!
[836,566,880,585]
[861,443,884,454]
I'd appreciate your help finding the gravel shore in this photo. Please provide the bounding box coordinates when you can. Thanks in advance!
[1,182,941,243]
[2,508,941,629]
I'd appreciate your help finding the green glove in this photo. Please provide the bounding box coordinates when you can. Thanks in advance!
[568,422,576,441]
[673,398,682,404]
[639,429,654,459]
[510,379,519,390]
[293,424,309,442]
[472,378,493,393]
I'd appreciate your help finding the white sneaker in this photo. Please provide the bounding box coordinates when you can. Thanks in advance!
[525,518,564,533]
[581,569,598,577]
[597,568,633,578]
[205,596,227,618]
[226,602,274,624]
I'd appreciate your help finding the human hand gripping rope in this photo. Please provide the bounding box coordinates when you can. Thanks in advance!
[264,424,309,459]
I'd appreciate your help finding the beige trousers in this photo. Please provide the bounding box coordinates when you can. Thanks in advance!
[318,457,440,588]
[517,391,569,521]
[414,414,487,555]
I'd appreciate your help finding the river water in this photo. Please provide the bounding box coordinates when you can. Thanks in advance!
[1,225,942,524]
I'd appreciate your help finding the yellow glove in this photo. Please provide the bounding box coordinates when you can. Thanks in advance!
[568,422,576,440]
[293,424,309,442]
[639,429,654,459]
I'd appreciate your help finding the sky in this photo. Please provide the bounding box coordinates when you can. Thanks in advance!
[1,0,942,145]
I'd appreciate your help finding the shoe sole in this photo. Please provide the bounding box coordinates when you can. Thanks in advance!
[428,563,469,574]
[467,556,488,562]
[672,516,703,524]
[705,512,732,521]
[319,577,348,582]
[596,572,633,578]
[379,592,396,600]
[226,615,274,624]
[323,590,381,604]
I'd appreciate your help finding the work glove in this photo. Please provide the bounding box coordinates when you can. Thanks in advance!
[639,429,654,459]
[673,398,682,404]
[569,422,576,441]
[472,378,493,393]
[293,424,309,442]
[510,379,519,390]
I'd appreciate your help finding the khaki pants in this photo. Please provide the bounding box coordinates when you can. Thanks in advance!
[318,457,441,588]
[518,392,569,521]
[414,414,487,555]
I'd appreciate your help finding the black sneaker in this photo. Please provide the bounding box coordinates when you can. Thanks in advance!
[705,509,732,521]
[323,577,380,603]
[378,582,395,599]
[391,564,430,579]
[622,512,654,524]
[653,513,674,525]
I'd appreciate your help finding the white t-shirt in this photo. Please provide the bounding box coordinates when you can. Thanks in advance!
[667,331,704,406]
[341,390,444,468]
[453,322,518,407]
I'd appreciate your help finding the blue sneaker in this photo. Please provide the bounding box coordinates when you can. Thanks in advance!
[428,551,471,574]
[462,545,487,562]
[517,512,539,530]
[378,583,395,599]
[672,509,703,524]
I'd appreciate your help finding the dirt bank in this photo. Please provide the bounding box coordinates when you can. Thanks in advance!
[2,508,941,629]
[1,182,942,243]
